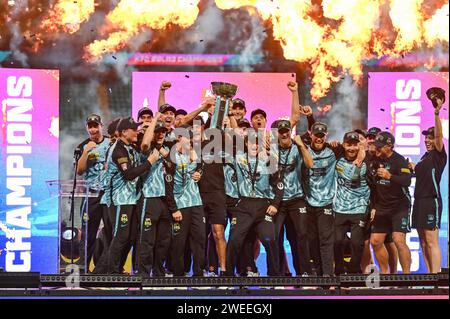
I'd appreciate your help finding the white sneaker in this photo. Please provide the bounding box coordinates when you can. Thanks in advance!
[247,271,260,277]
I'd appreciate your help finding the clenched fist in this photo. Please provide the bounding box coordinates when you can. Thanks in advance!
[160,81,171,91]
[287,81,298,92]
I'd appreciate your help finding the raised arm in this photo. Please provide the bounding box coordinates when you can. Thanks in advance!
[434,97,444,152]
[178,96,215,127]
[158,81,171,109]
[141,112,161,152]
[287,81,301,127]
[77,140,97,175]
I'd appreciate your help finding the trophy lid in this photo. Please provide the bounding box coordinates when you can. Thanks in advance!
[426,87,446,108]
[211,82,238,98]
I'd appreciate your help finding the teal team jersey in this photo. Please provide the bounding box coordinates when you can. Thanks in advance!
[81,137,110,190]
[172,152,202,209]
[304,145,342,207]
[141,146,169,198]
[273,143,304,200]
[100,142,114,206]
[234,151,274,199]
[103,140,142,206]
[333,158,370,214]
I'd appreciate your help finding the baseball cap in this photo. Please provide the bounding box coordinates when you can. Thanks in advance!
[311,122,328,136]
[251,108,267,120]
[154,121,168,133]
[107,118,121,136]
[237,118,251,128]
[175,109,188,116]
[117,117,142,132]
[373,131,395,148]
[137,107,153,119]
[160,103,176,114]
[422,127,435,137]
[354,129,367,138]
[367,127,381,138]
[86,114,102,125]
[192,115,205,126]
[232,98,246,109]
[343,131,360,143]
[277,119,291,132]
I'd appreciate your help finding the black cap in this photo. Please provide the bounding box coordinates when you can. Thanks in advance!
[117,117,142,132]
[237,118,251,128]
[193,115,205,126]
[367,127,381,137]
[107,118,121,136]
[251,108,267,120]
[175,109,188,116]
[86,114,102,125]
[277,119,291,132]
[137,107,153,119]
[422,127,435,137]
[270,120,279,129]
[311,122,328,136]
[374,131,395,148]
[160,103,176,114]
[354,129,367,138]
[343,131,360,143]
[232,98,246,109]
[154,121,168,133]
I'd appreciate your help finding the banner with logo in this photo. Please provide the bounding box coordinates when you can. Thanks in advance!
[0,68,59,273]
[368,72,449,272]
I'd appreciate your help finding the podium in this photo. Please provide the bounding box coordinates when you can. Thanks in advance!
[46,180,100,274]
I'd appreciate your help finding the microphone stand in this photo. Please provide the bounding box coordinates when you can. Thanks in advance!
[70,148,82,265]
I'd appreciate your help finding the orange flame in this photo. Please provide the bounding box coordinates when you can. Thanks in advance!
[424,4,449,47]
[215,0,449,101]
[40,0,95,34]
[84,0,201,61]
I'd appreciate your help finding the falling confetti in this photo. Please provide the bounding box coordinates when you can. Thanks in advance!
[380,108,385,112]
[185,75,190,78]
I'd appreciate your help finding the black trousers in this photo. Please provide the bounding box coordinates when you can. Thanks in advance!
[107,204,135,274]
[226,197,258,275]
[226,198,280,276]
[275,197,311,275]
[137,197,172,277]
[80,195,104,271]
[92,204,113,274]
[334,212,366,275]
[307,203,335,276]
[118,203,139,273]
[170,206,206,276]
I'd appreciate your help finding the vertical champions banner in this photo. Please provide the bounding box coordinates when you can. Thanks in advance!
[368,72,449,273]
[0,68,59,273]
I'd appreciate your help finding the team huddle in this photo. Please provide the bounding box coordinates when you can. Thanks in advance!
[76,81,446,277]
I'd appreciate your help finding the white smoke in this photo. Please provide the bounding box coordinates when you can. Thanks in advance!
[7,0,29,67]
[326,75,361,140]
[184,0,225,53]
[238,12,267,72]
[109,30,152,85]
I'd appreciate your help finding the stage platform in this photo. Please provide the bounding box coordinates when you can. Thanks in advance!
[0,273,448,298]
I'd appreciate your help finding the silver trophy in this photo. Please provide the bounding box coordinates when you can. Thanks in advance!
[210,82,238,129]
